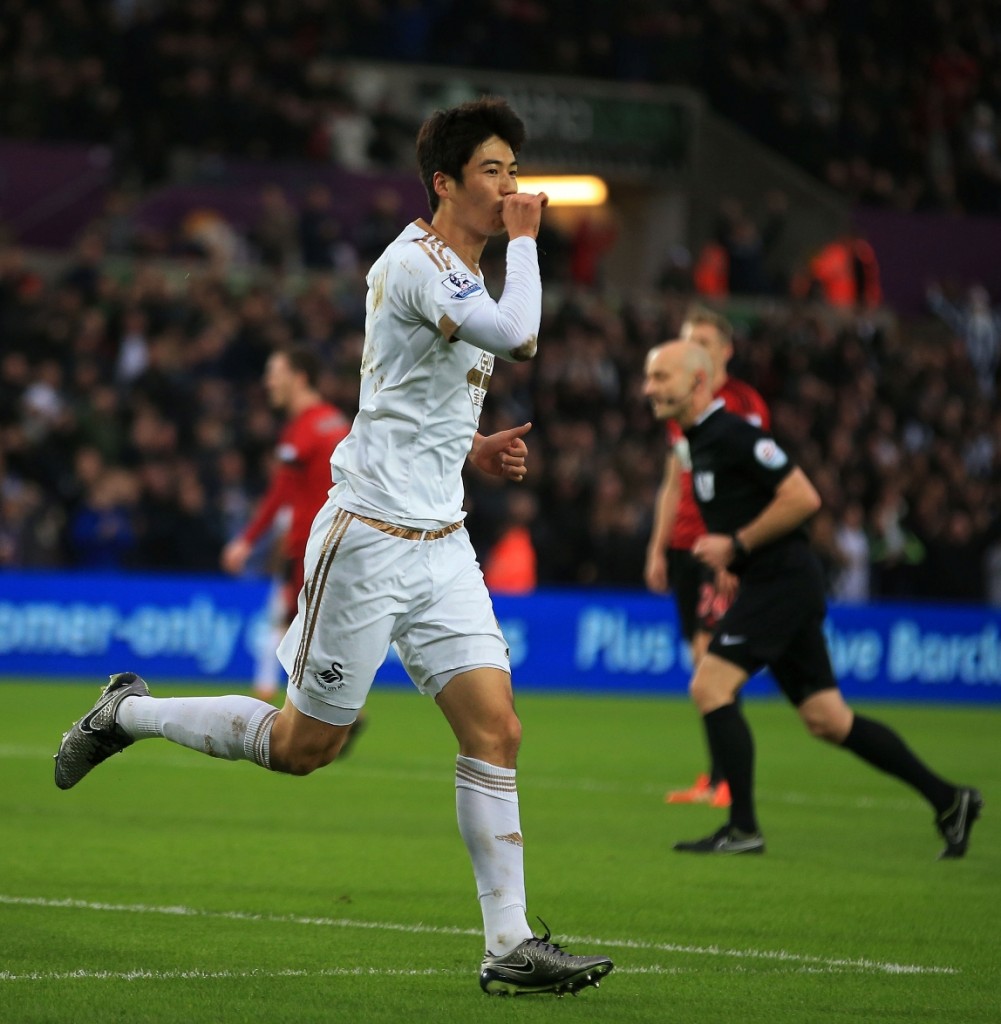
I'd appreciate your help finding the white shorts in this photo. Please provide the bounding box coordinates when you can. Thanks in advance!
[277,502,510,725]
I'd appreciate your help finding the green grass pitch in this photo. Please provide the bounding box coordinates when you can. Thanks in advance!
[1,678,998,1023]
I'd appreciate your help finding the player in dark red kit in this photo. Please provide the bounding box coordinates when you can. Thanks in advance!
[221,344,350,699]
[645,307,769,807]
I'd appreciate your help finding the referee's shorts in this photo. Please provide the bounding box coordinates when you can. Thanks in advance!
[707,546,837,706]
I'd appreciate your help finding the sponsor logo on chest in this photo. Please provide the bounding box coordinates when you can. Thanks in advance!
[467,351,494,410]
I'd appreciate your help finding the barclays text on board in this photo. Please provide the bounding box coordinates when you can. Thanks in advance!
[0,571,998,702]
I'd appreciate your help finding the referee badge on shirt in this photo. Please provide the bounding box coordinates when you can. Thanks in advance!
[443,270,483,300]
[753,438,789,468]
[694,471,715,501]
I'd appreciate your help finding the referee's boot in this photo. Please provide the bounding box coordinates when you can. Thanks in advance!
[674,823,765,855]
[936,787,984,860]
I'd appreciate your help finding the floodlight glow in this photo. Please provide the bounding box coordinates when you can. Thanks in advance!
[517,176,609,206]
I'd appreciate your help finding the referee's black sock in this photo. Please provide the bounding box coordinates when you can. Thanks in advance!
[703,702,758,833]
[708,693,741,786]
[841,714,956,814]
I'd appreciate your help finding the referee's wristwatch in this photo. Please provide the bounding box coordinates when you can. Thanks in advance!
[730,532,750,568]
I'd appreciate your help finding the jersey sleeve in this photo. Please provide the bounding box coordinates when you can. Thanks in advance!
[721,378,771,430]
[401,236,541,361]
[450,237,541,361]
[732,420,795,493]
[242,422,305,543]
[242,461,295,544]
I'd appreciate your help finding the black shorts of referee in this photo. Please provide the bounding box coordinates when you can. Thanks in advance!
[707,541,836,706]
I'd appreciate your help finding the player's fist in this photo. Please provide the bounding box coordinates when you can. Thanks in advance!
[502,193,548,240]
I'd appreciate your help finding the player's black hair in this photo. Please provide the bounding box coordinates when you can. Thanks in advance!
[284,343,322,390]
[416,96,526,213]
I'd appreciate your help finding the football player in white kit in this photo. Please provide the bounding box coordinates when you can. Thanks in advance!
[55,97,613,997]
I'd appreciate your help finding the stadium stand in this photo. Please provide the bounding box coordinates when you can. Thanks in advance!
[0,0,999,602]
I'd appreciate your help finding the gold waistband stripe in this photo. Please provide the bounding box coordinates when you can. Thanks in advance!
[353,514,463,541]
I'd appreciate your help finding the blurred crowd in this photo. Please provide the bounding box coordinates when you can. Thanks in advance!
[2,237,999,605]
[2,0,1000,215]
[2,0,1000,605]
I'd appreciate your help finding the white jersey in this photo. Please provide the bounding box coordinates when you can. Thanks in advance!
[331,219,540,528]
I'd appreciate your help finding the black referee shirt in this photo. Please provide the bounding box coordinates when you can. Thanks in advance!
[685,400,811,576]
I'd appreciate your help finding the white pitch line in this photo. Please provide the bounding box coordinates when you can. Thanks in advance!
[0,895,957,977]
[1,967,453,982]
[0,963,922,983]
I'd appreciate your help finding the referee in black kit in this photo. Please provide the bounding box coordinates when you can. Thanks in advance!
[643,339,983,858]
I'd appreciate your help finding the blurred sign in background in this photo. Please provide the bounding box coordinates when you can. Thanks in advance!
[2,572,998,703]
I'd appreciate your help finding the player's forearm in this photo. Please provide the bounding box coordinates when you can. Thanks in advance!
[242,495,280,544]
[647,459,680,553]
[734,469,821,552]
[648,485,679,553]
[455,237,541,361]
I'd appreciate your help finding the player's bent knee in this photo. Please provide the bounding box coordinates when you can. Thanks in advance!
[269,725,351,775]
[798,693,853,743]
[689,676,725,713]
[801,714,841,743]
[273,743,343,775]
[460,713,522,766]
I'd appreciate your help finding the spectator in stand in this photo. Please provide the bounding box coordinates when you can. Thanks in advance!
[927,282,1001,398]
[832,501,871,603]
[2,221,1001,606]
[248,184,300,273]
[700,195,790,298]
[172,463,226,572]
[4,0,1001,218]
[916,507,1001,604]
[0,478,63,567]
[569,215,618,289]
[354,188,405,268]
[298,183,355,271]
[792,229,883,311]
[692,240,729,299]
[67,468,138,569]
[482,490,539,596]
[130,459,184,570]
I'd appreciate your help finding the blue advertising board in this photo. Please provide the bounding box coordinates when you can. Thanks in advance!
[1,570,999,703]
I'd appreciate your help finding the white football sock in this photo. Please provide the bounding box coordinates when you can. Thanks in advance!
[455,754,532,956]
[117,695,278,769]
